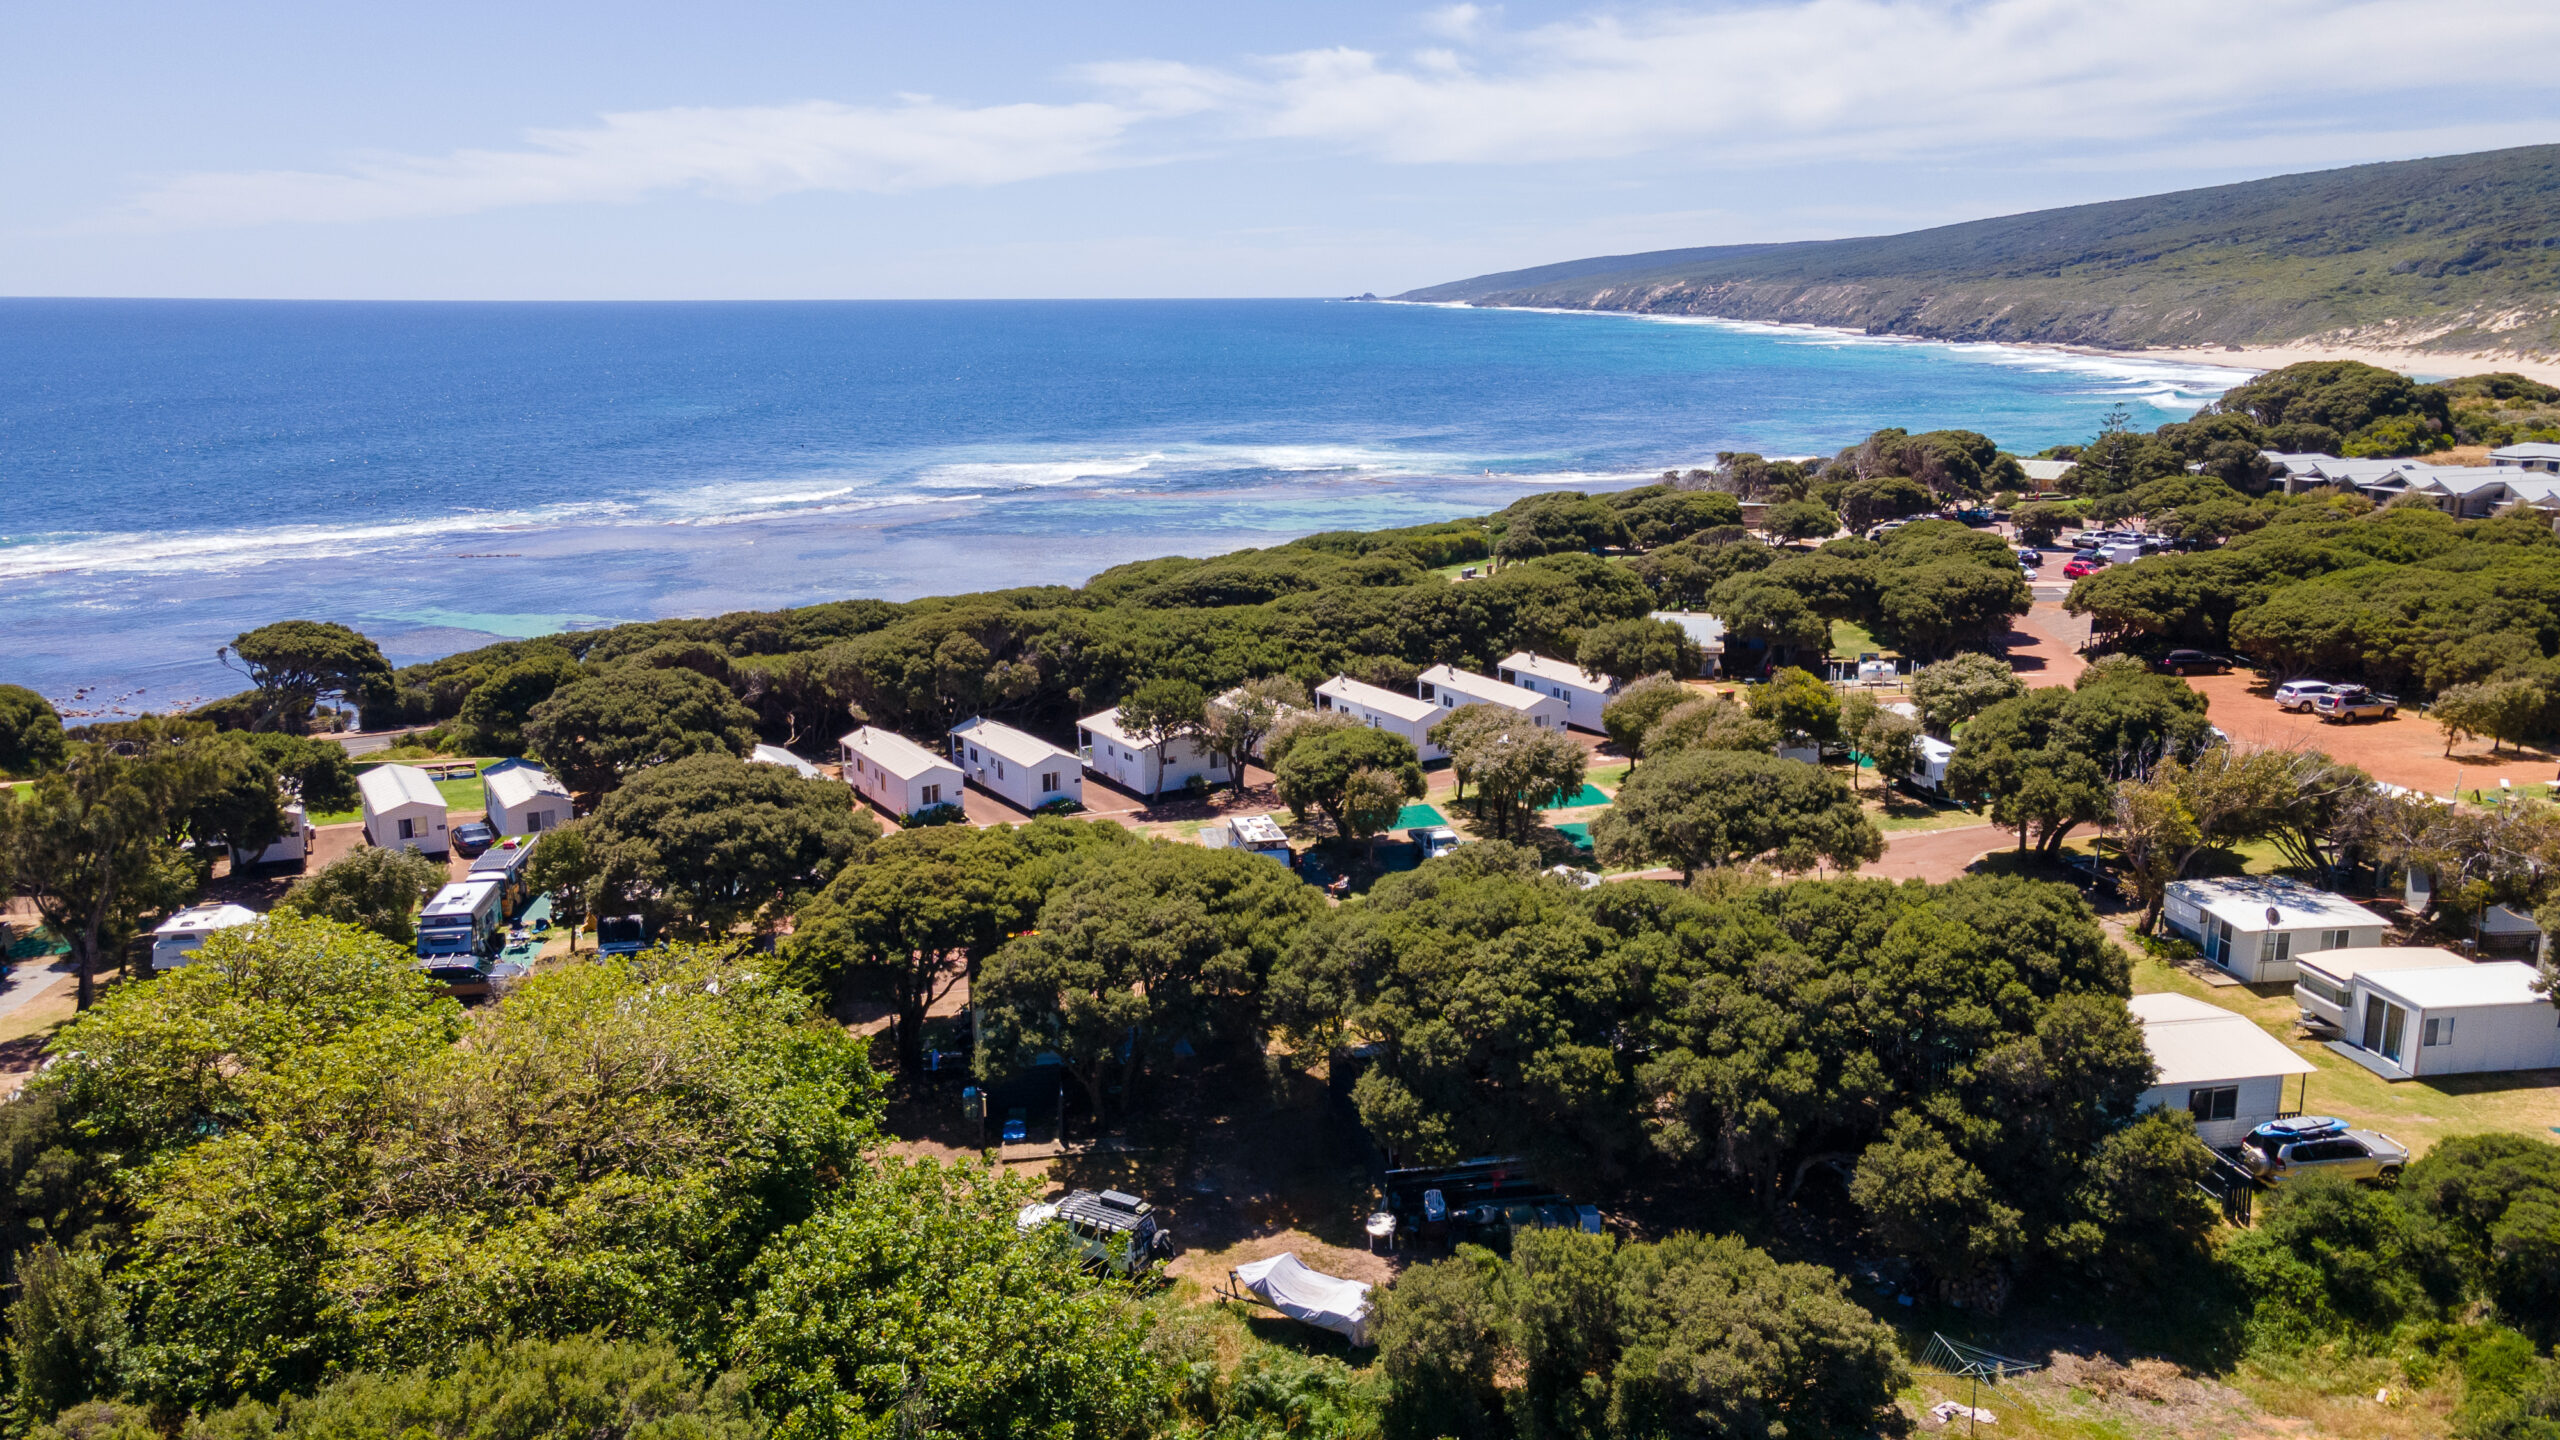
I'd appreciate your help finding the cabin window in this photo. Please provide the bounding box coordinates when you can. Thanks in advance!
[2320,928,2350,950]
[2423,1016,2455,1047]
[526,810,546,834]
[1419,683,1435,701]
[920,784,941,805]
[398,817,418,839]
[2260,930,2291,965]
[2186,1086,2238,1122]
[969,746,980,763]
[1041,772,1059,793]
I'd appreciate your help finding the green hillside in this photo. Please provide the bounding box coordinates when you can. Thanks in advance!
[1398,144,2560,353]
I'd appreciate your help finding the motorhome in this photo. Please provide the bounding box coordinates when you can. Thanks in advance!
[466,839,538,920]
[416,879,506,981]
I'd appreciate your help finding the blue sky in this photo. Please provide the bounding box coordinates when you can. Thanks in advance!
[7,0,2558,300]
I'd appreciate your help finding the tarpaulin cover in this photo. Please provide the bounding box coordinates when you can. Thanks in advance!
[1232,1251,1373,1346]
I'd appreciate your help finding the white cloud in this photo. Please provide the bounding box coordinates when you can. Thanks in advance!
[1220,0,2560,166]
[113,97,1150,229]
[101,0,2560,232]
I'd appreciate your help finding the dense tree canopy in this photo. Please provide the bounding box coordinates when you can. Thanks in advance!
[524,664,759,796]
[276,845,447,945]
[536,751,876,939]
[0,685,68,777]
[219,621,395,731]
[1593,749,1880,880]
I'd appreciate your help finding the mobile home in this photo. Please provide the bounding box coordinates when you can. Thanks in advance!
[230,802,315,867]
[1079,705,1231,797]
[480,759,571,838]
[1648,612,1727,676]
[1314,676,1447,761]
[1417,664,1568,732]
[150,903,258,970]
[840,725,965,820]
[1907,735,1955,793]
[358,763,449,856]
[1495,652,1618,731]
[2128,992,2318,1148]
[949,716,1081,812]
[2330,961,2560,1081]
[2293,946,2469,1035]
[2161,875,2388,983]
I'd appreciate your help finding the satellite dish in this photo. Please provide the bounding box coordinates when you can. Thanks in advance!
[2266,906,2282,926]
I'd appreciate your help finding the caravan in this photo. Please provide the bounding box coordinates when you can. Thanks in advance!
[416,879,506,983]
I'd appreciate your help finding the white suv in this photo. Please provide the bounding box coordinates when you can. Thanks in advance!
[2274,680,2337,713]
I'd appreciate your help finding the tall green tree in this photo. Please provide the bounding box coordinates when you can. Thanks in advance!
[1112,677,1208,794]
[0,685,69,777]
[1200,674,1306,795]
[451,650,584,753]
[277,846,448,946]
[0,739,210,1009]
[1744,666,1841,751]
[523,664,758,797]
[219,621,395,732]
[1598,674,1688,768]
[1593,749,1880,881]
[552,751,877,939]
[1909,651,2028,733]
[785,820,1135,1076]
[1573,618,1700,683]
[733,1159,1164,1440]
[975,842,1321,1122]
[1429,705,1586,841]
[1271,726,1426,840]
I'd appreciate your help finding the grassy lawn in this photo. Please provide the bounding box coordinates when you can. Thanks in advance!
[313,758,500,825]
[1829,619,1882,657]
[2130,955,2560,1161]
[1864,789,1990,833]
[1586,762,1629,792]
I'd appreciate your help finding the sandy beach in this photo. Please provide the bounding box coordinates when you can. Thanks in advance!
[2128,341,2560,386]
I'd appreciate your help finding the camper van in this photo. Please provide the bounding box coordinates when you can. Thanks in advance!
[416,879,506,981]
[596,914,650,958]
[150,903,258,970]
[1016,1188,1175,1276]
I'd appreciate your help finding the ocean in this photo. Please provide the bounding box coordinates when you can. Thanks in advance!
[0,298,2254,716]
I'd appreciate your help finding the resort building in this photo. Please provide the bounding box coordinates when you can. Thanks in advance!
[1079,705,1231,797]
[2327,961,2560,1081]
[1648,611,1727,675]
[948,716,1081,812]
[2161,874,2389,984]
[1496,652,1618,731]
[840,725,964,820]
[480,758,571,838]
[2128,992,2318,1148]
[358,763,449,856]
[2490,442,2560,474]
[1314,676,1447,761]
[1417,664,1568,732]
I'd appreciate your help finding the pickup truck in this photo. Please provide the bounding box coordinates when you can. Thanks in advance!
[2313,687,2398,723]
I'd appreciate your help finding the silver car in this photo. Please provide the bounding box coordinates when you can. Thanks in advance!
[2274,680,2337,713]
[2239,1121,2409,1184]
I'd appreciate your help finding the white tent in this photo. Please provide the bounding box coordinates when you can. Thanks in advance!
[1231,1252,1373,1346]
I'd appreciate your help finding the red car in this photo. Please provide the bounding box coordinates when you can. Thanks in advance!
[2062,555,2107,579]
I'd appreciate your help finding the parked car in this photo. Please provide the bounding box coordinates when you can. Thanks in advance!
[451,821,497,858]
[2273,680,2338,713]
[2239,1119,2409,1185]
[2157,649,2230,675]
[2062,556,2107,579]
[2014,547,2044,566]
[2314,687,2398,723]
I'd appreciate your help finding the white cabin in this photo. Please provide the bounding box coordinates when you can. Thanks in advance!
[358,763,449,856]
[2161,875,2388,983]
[1314,676,1447,762]
[1417,664,1568,733]
[231,802,315,867]
[948,716,1081,813]
[1496,652,1618,731]
[1649,612,1727,676]
[2330,960,2560,1081]
[1079,705,1230,797]
[480,760,571,838]
[2293,946,2468,1033]
[150,902,258,970]
[840,726,965,820]
[749,743,825,781]
[2129,992,2318,1148]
